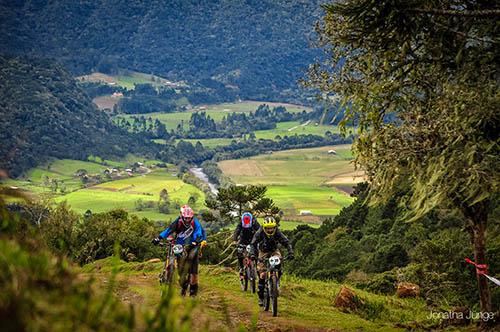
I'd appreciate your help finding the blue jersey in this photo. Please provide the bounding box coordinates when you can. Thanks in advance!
[159,217,206,245]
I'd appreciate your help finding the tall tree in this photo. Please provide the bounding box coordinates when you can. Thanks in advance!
[205,185,279,224]
[308,0,499,326]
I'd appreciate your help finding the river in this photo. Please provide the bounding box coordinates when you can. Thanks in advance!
[189,167,218,195]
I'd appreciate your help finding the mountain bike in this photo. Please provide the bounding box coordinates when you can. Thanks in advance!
[263,255,283,317]
[238,244,257,293]
[158,236,184,285]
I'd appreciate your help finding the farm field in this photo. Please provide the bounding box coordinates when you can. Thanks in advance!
[56,168,204,221]
[219,145,365,217]
[153,120,342,149]
[115,101,312,131]
[77,70,186,90]
[253,121,343,140]
[6,157,201,222]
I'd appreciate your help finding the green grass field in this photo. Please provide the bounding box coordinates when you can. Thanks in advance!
[254,121,342,140]
[219,145,364,217]
[56,168,204,221]
[153,121,342,149]
[77,70,187,91]
[115,101,312,131]
[6,157,198,222]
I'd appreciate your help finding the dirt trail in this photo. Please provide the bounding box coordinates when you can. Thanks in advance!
[85,265,338,332]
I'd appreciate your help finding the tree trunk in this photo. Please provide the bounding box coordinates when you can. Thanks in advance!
[467,202,492,331]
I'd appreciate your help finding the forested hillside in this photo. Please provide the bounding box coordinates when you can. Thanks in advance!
[0,0,323,102]
[0,56,153,177]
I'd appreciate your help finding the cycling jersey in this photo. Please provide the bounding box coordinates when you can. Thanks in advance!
[159,217,205,245]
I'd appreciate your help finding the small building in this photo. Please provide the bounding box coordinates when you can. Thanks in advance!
[125,168,133,173]
[328,150,337,155]
[300,210,313,216]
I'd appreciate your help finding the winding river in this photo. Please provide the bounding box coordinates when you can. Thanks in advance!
[189,167,218,195]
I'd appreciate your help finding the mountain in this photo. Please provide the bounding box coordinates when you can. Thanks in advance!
[0,56,153,177]
[0,0,324,102]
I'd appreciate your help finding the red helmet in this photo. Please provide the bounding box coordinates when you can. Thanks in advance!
[180,205,194,226]
[241,212,253,229]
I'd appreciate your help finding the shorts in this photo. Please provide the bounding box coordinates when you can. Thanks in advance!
[257,249,281,274]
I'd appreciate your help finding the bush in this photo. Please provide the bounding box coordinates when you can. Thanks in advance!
[365,271,398,295]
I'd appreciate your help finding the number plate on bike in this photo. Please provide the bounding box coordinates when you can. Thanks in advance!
[269,256,281,267]
[173,244,184,255]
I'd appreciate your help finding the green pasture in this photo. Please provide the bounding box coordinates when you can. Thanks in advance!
[78,70,186,91]
[219,145,359,216]
[254,121,342,140]
[55,168,204,221]
[115,101,313,131]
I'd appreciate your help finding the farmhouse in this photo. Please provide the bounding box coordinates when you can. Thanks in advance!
[300,210,313,216]
[328,149,337,155]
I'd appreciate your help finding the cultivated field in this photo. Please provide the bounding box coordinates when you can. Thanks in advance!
[254,120,344,140]
[7,157,203,222]
[77,70,186,90]
[219,145,364,217]
[56,168,204,221]
[116,101,312,131]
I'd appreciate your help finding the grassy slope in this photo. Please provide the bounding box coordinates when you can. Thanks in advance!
[6,157,203,222]
[219,145,361,216]
[116,101,312,131]
[56,168,204,221]
[254,121,342,140]
[82,258,455,332]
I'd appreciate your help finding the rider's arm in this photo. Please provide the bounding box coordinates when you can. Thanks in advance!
[192,218,204,243]
[159,218,178,239]
[252,219,261,232]
[233,223,242,242]
[250,228,262,255]
[276,229,293,254]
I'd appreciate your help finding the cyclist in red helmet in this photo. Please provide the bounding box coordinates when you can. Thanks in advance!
[152,205,207,296]
[233,212,260,278]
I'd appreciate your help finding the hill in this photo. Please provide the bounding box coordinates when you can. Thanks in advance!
[0,0,323,102]
[0,56,153,177]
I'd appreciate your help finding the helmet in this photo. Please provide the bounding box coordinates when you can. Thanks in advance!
[241,212,253,229]
[262,216,277,237]
[180,205,194,227]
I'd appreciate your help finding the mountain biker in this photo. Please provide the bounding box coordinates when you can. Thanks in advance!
[250,216,294,306]
[152,205,207,296]
[233,212,260,278]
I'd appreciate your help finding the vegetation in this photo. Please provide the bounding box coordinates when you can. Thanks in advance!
[219,145,359,217]
[286,183,500,316]
[0,185,196,332]
[0,56,154,177]
[0,0,325,102]
[308,0,499,326]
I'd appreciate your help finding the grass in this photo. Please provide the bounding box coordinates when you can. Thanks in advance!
[219,145,364,216]
[115,101,313,131]
[55,168,204,221]
[6,157,193,221]
[81,258,450,332]
[254,121,343,140]
[77,70,187,91]
[154,138,237,149]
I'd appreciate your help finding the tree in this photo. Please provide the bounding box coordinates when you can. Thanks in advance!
[308,0,499,325]
[205,185,275,224]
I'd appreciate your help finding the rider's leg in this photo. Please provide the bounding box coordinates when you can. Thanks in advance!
[257,251,267,305]
[236,247,244,276]
[177,256,189,296]
[189,274,199,296]
[188,247,200,297]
